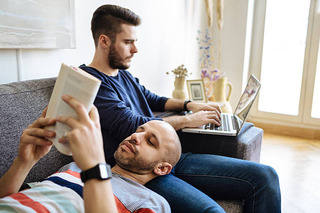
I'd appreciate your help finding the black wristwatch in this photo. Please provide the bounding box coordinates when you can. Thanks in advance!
[184,100,192,112]
[80,163,112,183]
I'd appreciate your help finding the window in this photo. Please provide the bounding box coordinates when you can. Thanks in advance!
[247,0,320,128]
[313,47,320,118]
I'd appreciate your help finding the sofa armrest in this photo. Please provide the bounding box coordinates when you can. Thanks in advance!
[0,78,73,187]
[177,122,263,162]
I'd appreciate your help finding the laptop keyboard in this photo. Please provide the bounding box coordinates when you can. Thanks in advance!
[204,114,230,131]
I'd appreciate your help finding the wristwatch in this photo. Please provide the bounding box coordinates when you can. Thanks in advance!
[80,163,112,183]
[184,100,192,112]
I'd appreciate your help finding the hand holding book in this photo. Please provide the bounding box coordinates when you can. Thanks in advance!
[45,63,101,155]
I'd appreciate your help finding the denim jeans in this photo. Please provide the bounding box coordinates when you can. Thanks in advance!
[145,153,281,213]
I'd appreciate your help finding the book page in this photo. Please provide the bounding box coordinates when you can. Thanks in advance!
[45,63,101,155]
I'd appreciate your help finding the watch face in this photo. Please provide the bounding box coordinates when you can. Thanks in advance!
[99,164,109,179]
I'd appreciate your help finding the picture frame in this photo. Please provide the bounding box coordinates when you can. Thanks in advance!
[186,79,207,103]
[0,0,75,49]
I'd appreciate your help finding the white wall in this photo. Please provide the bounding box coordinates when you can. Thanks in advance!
[220,0,249,108]
[0,0,249,109]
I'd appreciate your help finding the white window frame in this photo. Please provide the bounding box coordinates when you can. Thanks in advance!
[245,0,320,129]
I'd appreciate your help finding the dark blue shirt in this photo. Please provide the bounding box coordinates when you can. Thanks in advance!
[80,65,168,166]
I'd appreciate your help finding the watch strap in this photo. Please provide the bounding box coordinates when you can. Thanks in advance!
[80,163,112,183]
[184,100,192,111]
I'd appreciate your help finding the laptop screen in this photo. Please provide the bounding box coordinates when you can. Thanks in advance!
[233,75,261,128]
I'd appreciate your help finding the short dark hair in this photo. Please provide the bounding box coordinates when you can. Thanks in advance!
[91,4,141,46]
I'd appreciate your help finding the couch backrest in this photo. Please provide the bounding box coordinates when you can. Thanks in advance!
[0,78,72,186]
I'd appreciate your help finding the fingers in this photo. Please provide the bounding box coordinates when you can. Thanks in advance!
[204,102,221,113]
[211,107,221,119]
[29,117,56,129]
[56,116,80,129]
[24,127,55,139]
[201,107,221,119]
[89,105,100,124]
[217,109,221,119]
[21,128,54,146]
[41,107,48,118]
[188,111,221,128]
[61,95,88,122]
[194,103,222,118]
[205,111,221,126]
[57,96,100,130]
[207,104,222,116]
[197,111,220,126]
[58,133,69,144]
[215,104,222,113]
[209,102,221,109]
[19,117,55,154]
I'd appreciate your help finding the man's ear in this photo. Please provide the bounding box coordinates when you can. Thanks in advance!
[98,34,111,48]
[153,162,172,176]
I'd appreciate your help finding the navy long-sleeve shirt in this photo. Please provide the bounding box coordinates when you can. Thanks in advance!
[80,65,168,166]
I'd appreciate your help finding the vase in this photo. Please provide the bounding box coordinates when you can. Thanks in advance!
[203,78,216,102]
[172,76,187,100]
[213,77,233,113]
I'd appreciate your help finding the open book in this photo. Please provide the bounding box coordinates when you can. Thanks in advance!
[45,63,101,156]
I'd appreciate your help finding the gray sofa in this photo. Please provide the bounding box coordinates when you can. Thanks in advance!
[0,77,263,213]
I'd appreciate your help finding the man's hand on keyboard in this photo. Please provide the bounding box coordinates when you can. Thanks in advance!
[187,102,222,115]
[186,110,221,128]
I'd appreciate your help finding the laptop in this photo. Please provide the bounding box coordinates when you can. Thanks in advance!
[182,74,261,136]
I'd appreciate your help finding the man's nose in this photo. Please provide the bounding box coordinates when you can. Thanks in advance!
[131,43,138,54]
[130,133,142,145]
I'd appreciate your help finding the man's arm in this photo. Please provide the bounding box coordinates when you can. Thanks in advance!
[162,98,222,130]
[164,98,222,112]
[0,96,118,212]
[88,70,167,145]
[57,95,117,213]
[0,159,31,198]
[0,110,56,198]
[83,179,116,213]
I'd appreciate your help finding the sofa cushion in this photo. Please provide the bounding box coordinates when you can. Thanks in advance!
[0,78,72,186]
[216,200,244,213]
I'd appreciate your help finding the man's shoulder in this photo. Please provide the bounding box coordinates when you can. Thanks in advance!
[119,69,134,78]
[111,173,170,212]
[79,64,92,72]
[79,66,134,81]
[118,69,141,85]
[79,64,103,79]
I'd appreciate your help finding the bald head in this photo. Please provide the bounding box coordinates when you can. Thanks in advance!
[114,120,181,175]
[149,120,181,167]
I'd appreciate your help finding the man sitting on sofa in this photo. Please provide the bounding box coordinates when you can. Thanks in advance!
[80,4,281,213]
[0,95,181,213]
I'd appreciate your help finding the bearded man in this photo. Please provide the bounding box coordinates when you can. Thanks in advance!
[79,4,281,213]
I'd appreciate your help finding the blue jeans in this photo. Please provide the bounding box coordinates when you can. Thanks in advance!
[145,153,281,213]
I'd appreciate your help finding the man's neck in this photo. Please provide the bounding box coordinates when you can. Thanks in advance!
[88,62,118,77]
[111,165,155,185]
[89,52,118,76]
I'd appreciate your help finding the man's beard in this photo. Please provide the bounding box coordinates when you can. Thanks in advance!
[108,44,130,70]
[114,145,158,174]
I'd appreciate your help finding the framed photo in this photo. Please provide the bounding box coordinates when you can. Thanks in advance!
[186,79,207,103]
